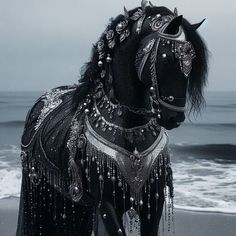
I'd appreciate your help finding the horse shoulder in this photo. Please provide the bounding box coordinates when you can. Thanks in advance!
[21,84,81,171]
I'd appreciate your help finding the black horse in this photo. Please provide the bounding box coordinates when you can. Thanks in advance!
[16,1,208,236]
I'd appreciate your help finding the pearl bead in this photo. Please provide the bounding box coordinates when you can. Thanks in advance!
[117,23,123,30]
[162,53,167,58]
[150,86,155,94]
[106,56,112,63]
[130,197,134,203]
[98,61,103,67]
[118,228,122,234]
[74,186,79,192]
[103,214,107,219]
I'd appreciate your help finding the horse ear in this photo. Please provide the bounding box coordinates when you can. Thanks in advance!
[191,19,206,31]
[174,7,178,16]
[141,0,148,11]
[165,15,183,34]
[124,6,129,20]
[149,1,154,7]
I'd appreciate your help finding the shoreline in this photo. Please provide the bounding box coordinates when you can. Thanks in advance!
[1,197,236,236]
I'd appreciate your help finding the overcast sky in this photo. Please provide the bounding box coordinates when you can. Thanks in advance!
[0,0,235,91]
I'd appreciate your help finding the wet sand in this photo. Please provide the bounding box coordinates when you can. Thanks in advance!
[0,197,235,236]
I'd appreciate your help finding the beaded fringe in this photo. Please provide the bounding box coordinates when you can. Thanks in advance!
[85,140,175,235]
[20,135,175,235]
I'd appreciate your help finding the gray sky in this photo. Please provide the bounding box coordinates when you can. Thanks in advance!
[0,0,235,91]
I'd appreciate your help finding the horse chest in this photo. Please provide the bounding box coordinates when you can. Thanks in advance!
[78,115,170,204]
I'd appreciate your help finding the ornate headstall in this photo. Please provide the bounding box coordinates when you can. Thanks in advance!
[95,0,200,115]
[134,8,196,113]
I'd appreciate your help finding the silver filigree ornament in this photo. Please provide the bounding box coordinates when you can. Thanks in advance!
[97,39,105,60]
[67,118,84,202]
[35,88,74,130]
[150,14,174,31]
[130,8,143,21]
[106,29,115,49]
[29,167,41,186]
[129,148,143,170]
[20,150,27,165]
[174,41,196,77]
[135,39,156,80]
[116,20,130,42]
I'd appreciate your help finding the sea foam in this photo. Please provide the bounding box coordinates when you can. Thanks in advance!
[0,168,21,199]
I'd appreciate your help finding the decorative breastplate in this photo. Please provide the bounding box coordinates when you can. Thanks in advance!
[72,110,174,213]
[85,115,169,198]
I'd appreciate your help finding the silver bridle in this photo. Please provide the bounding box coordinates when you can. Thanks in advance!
[135,14,196,113]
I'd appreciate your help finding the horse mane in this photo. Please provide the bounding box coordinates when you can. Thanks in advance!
[181,19,208,115]
[73,6,208,115]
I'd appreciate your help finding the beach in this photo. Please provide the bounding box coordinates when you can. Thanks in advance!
[0,91,235,236]
[0,197,235,236]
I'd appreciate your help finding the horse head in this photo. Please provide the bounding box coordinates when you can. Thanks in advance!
[78,1,208,130]
[132,3,208,129]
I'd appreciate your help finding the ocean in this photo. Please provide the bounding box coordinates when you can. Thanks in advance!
[0,90,235,214]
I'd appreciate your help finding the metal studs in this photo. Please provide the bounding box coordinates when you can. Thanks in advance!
[150,86,155,94]
[62,213,67,219]
[162,53,167,58]
[168,96,174,102]
[84,108,90,114]
[106,54,112,63]
[117,23,123,31]
[98,61,103,67]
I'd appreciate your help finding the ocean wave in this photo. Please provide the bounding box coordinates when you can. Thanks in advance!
[0,168,21,199]
[207,104,236,109]
[0,161,235,215]
[172,159,236,214]
[171,143,236,162]
[0,120,25,127]
[184,122,236,128]
[0,144,21,169]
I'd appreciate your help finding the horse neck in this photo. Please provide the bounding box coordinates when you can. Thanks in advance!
[111,48,150,109]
